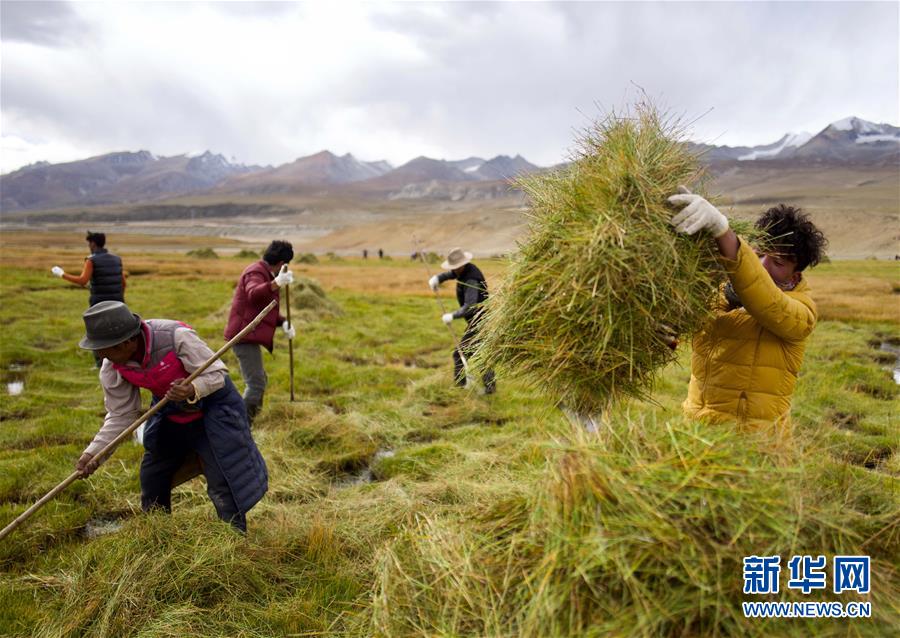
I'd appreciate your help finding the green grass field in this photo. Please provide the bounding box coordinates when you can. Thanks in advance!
[0,243,897,637]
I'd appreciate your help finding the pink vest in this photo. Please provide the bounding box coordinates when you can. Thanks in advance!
[113,320,203,424]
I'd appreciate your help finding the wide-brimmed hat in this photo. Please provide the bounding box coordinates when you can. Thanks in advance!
[79,301,142,350]
[441,247,473,270]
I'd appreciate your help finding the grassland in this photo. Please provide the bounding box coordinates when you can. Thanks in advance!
[0,234,897,637]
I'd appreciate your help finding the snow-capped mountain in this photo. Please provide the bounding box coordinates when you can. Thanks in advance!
[790,117,900,164]
[692,117,897,165]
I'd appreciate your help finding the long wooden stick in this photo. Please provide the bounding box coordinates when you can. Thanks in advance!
[0,299,277,542]
[285,283,295,402]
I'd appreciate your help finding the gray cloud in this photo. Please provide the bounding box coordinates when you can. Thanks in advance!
[0,0,93,47]
[1,1,897,172]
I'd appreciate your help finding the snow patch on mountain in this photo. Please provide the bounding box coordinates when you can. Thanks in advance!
[737,132,812,161]
[856,134,900,144]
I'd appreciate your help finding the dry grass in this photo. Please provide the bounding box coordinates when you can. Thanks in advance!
[806,273,900,323]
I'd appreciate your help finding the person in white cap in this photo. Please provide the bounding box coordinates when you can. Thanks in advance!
[428,247,496,393]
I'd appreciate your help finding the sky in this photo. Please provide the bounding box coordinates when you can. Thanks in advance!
[1,0,898,174]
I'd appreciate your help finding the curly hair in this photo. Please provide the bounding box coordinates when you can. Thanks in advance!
[755,204,827,271]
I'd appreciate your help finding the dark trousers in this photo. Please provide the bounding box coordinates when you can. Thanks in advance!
[453,320,496,393]
[140,417,246,532]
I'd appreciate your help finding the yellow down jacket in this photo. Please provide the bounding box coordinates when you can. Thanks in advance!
[683,238,817,430]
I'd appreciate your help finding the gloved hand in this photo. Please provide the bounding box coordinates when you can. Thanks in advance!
[273,264,294,287]
[51,266,65,277]
[442,312,454,325]
[667,186,729,238]
[282,320,295,339]
[428,275,439,292]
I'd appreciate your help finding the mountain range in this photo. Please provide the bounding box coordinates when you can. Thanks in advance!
[1,117,896,213]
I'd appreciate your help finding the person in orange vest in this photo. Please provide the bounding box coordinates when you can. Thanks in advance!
[52,231,127,367]
[51,231,126,306]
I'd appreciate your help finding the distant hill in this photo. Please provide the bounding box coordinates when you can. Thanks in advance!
[214,150,392,195]
[1,116,896,213]
[0,150,260,212]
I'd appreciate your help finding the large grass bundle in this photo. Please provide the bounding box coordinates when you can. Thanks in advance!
[369,416,900,636]
[474,105,745,414]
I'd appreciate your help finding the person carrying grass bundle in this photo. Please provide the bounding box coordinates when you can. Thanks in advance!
[668,188,827,440]
[225,240,296,424]
[428,247,496,394]
[74,301,268,532]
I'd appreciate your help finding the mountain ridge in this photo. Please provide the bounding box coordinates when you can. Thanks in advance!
[2,116,896,212]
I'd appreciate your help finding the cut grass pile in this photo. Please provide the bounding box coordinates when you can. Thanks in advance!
[371,416,899,637]
[475,105,760,415]
[185,247,219,259]
[290,276,342,321]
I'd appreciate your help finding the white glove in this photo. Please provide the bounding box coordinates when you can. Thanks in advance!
[667,186,729,238]
[428,275,439,292]
[273,264,294,287]
[442,312,454,325]
[282,320,295,339]
[51,266,65,277]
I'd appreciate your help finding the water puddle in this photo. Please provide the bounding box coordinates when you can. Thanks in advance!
[335,449,395,487]
[879,341,900,385]
[83,517,124,538]
[4,362,28,396]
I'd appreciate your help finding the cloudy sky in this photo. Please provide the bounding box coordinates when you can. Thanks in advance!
[1,0,897,173]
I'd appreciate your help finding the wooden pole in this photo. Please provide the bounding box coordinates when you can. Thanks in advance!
[0,299,277,542]
[285,283,295,402]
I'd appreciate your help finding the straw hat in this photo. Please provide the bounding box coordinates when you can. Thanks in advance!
[441,247,473,270]
[79,301,142,350]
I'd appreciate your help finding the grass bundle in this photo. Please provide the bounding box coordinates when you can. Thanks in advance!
[474,104,752,414]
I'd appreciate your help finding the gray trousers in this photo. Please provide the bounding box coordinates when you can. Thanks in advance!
[233,343,267,408]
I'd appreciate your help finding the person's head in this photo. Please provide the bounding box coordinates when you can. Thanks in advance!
[262,240,294,270]
[755,204,827,289]
[85,231,106,251]
[441,247,473,275]
[79,301,143,364]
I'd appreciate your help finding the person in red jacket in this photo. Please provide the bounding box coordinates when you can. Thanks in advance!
[225,241,295,423]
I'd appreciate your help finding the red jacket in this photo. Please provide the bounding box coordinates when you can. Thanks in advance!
[225,260,283,351]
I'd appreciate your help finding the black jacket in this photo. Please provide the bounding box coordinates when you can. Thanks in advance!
[437,263,488,322]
